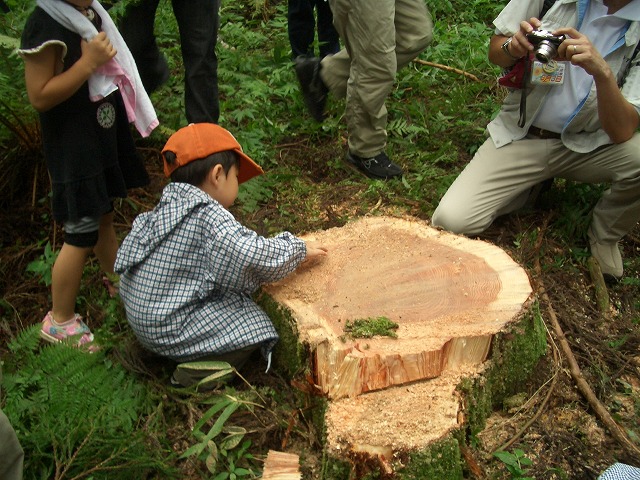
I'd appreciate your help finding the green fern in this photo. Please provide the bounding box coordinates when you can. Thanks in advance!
[2,326,177,479]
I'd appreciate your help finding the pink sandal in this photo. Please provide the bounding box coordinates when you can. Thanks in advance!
[40,311,99,352]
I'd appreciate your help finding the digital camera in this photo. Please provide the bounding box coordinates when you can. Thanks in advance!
[526,30,566,64]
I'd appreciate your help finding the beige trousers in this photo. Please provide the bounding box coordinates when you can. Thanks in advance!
[321,0,432,158]
[0,409,23,480]
[432,134,640,243]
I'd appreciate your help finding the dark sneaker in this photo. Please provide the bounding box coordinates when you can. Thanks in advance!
[346,151,403,179]
[294,56,328,122]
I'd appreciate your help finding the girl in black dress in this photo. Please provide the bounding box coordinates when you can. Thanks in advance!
[19,0,155,349]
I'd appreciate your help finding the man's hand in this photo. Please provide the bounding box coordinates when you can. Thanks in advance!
[489,17,542,68]
[555,28,611,80]
[552,28,638,142]
[511,17,543,57]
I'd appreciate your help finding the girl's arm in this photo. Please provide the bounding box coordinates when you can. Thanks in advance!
[24,32,116,112]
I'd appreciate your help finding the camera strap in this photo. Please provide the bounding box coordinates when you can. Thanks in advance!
[518,55,531,128]
[516,0,557,128]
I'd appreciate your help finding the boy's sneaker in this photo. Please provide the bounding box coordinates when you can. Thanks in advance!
[294,56,328,122]
[346,151,403,179]
[40,311,98,352]
[588,228,623,282]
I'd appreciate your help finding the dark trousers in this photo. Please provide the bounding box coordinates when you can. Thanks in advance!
[172,345,259,388]
[287,0,339,59]
[119,0,221,124]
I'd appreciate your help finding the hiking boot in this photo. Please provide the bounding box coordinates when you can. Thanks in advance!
[346,151,403,179]
[294,56,328,122]
[588,228,623,282]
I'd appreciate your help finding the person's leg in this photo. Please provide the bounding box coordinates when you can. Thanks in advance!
[288,0,315,59]
[325,0,431,158]
[432,138,552,235]
[315,0,339,57]
[393,0,433,69]
[548,134,640,279]
[547,135,640,244]
[172,0,221,124]
[319,0,431,102]
[0,409,23,480]
[93,211,117,275]
[42,218,98,347]
[93,211,120,297]
[51,235,94,323]
[332,0,397,157]
[118,0,168,93]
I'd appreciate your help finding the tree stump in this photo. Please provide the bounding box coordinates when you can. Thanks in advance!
[260,216,544,477]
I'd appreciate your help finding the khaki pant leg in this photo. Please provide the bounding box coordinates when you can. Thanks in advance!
[432,137,552,235]
[322,0,432,99]
[394,0,433,69]
[549,134,640,243]
[0,409,24,480]
[433,134,640,241]
[324,0,431,157]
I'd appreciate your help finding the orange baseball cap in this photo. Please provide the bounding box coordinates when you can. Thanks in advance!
[162,123,264,183]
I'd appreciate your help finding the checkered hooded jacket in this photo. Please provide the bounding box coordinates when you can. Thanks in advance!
[115,182,307,361]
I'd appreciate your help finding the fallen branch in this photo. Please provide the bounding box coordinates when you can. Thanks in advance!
[413,58,481,82]
[532,218,640,460]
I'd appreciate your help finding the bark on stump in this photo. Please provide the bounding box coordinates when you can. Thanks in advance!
[260,216,544,477]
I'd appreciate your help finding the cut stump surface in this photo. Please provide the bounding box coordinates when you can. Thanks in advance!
[264,216,533,400]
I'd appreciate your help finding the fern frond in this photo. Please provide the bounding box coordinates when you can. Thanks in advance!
[3,337,177,478]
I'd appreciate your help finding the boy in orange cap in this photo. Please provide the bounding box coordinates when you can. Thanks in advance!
[115,123,327,388]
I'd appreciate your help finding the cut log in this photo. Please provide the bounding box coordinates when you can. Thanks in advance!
[261,450,301,480]
[260,216,544,477]
[264,216,533,399]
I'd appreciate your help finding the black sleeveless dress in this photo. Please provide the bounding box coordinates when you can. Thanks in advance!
[20,7,149,223]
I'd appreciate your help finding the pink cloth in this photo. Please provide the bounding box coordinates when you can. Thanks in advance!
[35,0,158,137]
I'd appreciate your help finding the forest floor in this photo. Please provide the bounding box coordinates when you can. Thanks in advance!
[2,134,640,479]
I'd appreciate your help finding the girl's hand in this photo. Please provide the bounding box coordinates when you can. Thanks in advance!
[80,32,117,71]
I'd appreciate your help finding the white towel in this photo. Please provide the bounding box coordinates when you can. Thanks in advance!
[36,0,158,137]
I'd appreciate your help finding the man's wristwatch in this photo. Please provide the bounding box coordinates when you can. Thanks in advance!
[501,37,521,60]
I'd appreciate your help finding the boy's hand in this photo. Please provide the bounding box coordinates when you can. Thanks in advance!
[81,32,117,71]
[300,241,328,267]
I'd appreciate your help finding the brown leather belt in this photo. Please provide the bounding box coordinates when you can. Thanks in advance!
[528,126,561,139]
